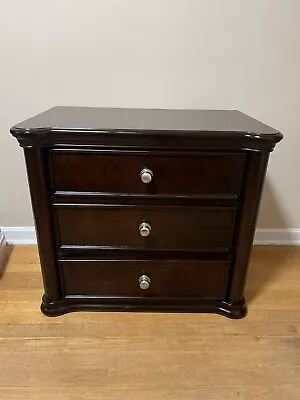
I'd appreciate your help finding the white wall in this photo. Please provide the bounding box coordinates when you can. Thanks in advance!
[0,0,299,228]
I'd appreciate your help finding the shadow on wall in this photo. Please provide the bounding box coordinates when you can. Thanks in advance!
[257,178,288,229]
[246,178,296,304]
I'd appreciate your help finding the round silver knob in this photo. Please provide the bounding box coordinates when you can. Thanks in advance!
[139,274,150,290]
[140,168,153,184]
[139,222,151,237]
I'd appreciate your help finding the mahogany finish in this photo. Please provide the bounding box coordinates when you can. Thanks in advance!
[10,107,283,318]
[61,260,229,298]
[55,205,235,251]
[51,150,245,197]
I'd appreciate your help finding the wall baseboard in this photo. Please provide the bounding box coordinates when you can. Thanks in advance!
[1,227,300,246]
[254,228,300,245]
[1,227,37,245]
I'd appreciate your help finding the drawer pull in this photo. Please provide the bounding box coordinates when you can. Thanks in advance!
[139,222,151,237]
[140,168,153,184]
[139,274,150,290]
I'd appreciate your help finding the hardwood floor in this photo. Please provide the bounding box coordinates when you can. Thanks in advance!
[0,245,299,399]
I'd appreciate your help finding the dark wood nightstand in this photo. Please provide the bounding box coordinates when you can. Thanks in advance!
[11,107,282,318]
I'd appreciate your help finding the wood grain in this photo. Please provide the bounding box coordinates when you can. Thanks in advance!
[0,245,299,399]
[51,150,245,196]
[56,205,235,251]
[61,260,229,298]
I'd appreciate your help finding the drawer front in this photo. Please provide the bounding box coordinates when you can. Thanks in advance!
[61,260,229,298]
[51,151,245,196]
[56,205,235,251]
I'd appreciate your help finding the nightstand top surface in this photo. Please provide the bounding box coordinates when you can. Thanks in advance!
[12,106,281,136]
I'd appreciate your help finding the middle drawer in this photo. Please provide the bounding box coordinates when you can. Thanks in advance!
[55,204,236,252]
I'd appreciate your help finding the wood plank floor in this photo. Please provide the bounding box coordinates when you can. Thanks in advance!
[0,246,299,399]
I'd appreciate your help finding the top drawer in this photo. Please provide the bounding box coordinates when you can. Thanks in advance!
[50,150,245,197]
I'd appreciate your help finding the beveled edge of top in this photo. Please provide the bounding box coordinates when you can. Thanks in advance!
[10,107,283,151]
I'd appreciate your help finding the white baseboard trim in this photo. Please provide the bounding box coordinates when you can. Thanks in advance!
[1,227,300,246]
[253,228,300,245]
[1,227,37,245]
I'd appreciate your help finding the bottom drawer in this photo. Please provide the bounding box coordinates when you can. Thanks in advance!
[61,260,229,299]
